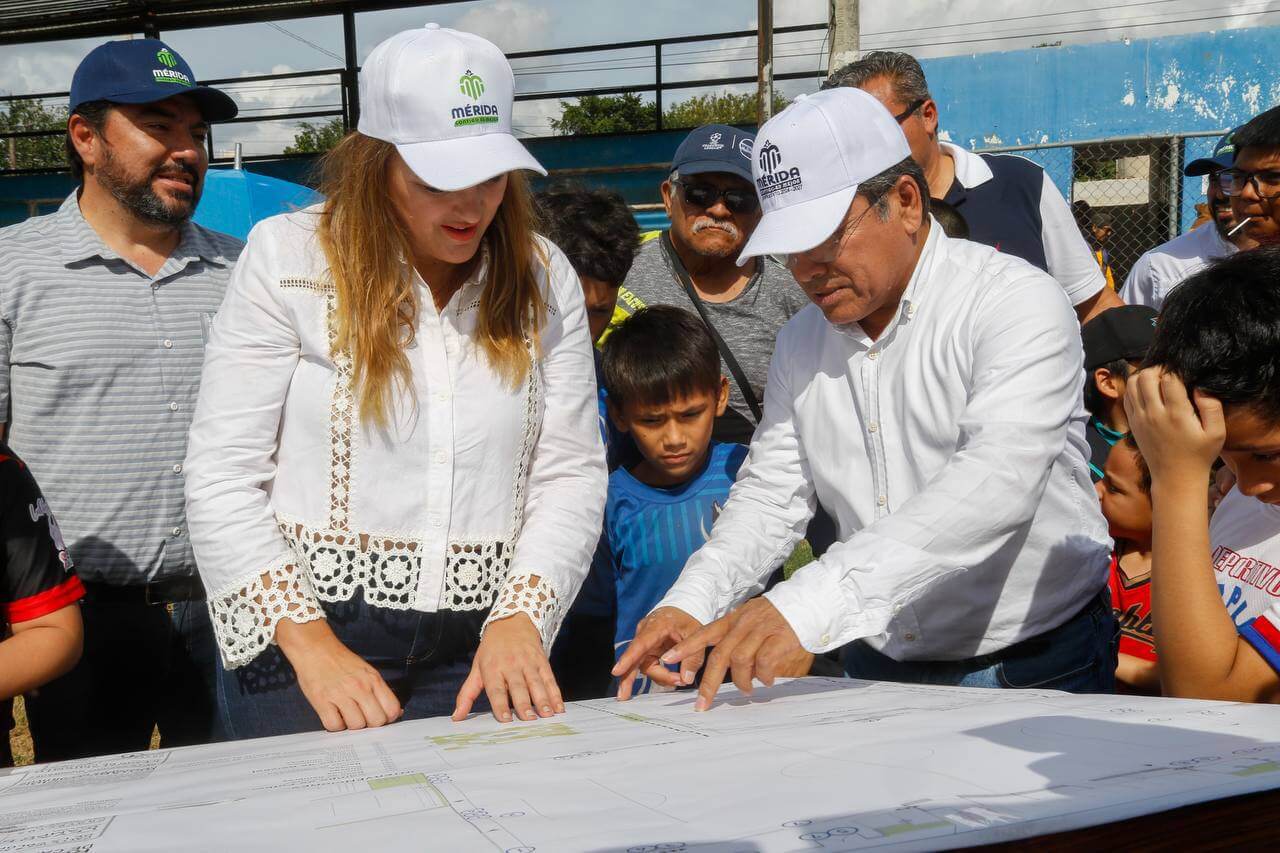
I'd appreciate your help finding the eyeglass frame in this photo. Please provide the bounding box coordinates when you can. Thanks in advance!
[1217,167,1280,199]
[892,98,927,124]
[669,178,761,214]
[784,190,888,269]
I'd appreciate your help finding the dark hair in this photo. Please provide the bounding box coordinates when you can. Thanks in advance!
[1083,358,1131,417]
[65,100,113,183]
[930,199,968,239]
[534,184,640,285]
[1120,435,1152,494]
[602,305,720,410]
[1143,245,1280,421]
[821,50,932,105]
[1232,104,1280,153]
[859,156,931,220]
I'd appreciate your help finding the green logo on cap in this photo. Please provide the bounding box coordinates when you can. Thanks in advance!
[459,70,485,101]
[156,48,178,68]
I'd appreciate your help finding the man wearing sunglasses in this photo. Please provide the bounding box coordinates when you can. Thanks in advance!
[823,51,1122,325]
[1122,127,1256,311]
[615,124,808,446]
[614,88,1114,708]
[1221,105,1280,247]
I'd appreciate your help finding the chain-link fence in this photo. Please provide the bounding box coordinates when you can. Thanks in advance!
[979,131,1225,288]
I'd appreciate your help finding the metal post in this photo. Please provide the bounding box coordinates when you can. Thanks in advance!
[757,0,774,125]
[233,142,243,170]
[828,0,860,74]
[342,7,360,128]
[655,43,663,131]
[1167,135,1183,238]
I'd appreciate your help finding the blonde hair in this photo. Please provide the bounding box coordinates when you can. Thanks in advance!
[315,132,545,427]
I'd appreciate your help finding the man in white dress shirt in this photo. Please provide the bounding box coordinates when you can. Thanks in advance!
[1121,128,1256,310]
[613,88,1116,708]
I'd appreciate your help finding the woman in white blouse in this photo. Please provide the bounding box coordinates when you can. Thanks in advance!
[184,25,606,736]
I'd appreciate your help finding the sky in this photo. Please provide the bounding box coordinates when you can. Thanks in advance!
[3,0,1279,157]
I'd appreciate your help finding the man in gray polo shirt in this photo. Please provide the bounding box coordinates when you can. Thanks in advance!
[0,40,242,761]
[614,124,808,446]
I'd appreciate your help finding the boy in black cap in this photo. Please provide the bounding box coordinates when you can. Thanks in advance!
[1081,305,1159,481]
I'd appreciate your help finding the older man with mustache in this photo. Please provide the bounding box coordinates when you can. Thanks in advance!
[614,125,808,446]
[0,39,241,761]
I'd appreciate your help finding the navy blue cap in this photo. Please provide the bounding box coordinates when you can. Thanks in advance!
[670,124,755,184]
[70,39,237,122]
[1184,129,1238,177]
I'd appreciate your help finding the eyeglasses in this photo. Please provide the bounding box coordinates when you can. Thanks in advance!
[672,180,760,215]
[1218,167,1280,199]
[892,98,926,124]
[784,192,885,269]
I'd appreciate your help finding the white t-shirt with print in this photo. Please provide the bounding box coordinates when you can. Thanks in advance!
[1209,487,1280,672]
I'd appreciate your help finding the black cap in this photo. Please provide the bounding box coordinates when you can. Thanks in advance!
[70,39,238,122]
[1184,129,1238,177]
[1081,305,1158,370]
[670,124,755,184]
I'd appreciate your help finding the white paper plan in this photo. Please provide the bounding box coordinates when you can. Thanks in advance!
[2,677,1280,852]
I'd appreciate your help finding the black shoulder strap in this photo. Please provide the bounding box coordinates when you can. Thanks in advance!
[660,231,763,423]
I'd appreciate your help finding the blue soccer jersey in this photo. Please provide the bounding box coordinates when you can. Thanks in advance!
[598,441,747,687]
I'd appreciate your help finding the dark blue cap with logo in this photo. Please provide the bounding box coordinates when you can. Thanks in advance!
[70,39,238,122]
[670,124,755,184]
[1183,128,1238,176]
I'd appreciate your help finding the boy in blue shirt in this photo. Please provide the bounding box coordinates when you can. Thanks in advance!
[555,306,746,697]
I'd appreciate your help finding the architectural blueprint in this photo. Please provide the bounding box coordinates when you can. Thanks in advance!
[2,677,1280,851]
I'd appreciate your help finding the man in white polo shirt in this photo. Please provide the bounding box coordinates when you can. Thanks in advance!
[1121,128,1256,310]
[613,88,1116,708]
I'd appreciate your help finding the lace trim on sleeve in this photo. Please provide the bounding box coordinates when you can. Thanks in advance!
[480,572,565,650]
[208,556,326,669]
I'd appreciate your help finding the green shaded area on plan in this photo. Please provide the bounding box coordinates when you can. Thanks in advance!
[880,820,951,837]
[368,773,430,790]
[429,723,579,751]
[1232,761,1280,777]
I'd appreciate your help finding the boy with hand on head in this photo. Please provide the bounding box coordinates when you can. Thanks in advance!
[1096,437,1159,694]
[1125,246,1280,703]
[1081,305,1158,482]
[568,306,750,696]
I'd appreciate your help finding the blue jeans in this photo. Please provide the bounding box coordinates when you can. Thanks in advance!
[841,590,1119,692]
[24,589,223,762]
[217,596,487,739]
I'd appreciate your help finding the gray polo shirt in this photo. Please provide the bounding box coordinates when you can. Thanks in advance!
[616,236,809,445]
[0,193,242,585]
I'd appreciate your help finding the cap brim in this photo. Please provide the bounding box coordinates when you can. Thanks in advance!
[677,158,753,184]
[102,86,239,122]
[736,185,857,266]
[397,133,547,191]
[1183,155,1233,177]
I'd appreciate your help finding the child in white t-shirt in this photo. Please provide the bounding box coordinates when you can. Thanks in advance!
[1126,245,1280,702]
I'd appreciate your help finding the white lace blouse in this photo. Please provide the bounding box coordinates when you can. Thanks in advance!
[184,208,607,668]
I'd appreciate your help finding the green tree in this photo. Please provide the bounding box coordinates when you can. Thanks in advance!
[662,90,790,129]
[0,98,69,170]
[284,117,346,154]
[550,93,656,135]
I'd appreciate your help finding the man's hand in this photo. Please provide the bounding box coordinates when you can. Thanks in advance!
[662,597,807,712]
[611,607,703,701]
[1124,367,1225,488]
[276,618,403,732]
[452,613,564,723]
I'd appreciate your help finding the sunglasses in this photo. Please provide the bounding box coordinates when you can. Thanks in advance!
[673,180,760,215]
[892,98,926,124]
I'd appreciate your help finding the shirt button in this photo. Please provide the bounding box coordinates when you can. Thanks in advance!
[169,401,179,411]
[162,339,173,349]
[820,633,831,645]
[904,632,916,642]
[433,450,448,464]
[435,391,450,403]
[429,515,443,528]
[172,463,183,474]
[877,494,887,506]
[172,526,183,536]
[868,351,880,360]
[868,421,880,433]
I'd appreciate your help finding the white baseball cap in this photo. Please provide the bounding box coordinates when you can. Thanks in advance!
[738,87,912,263]
[358,23,547,191]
